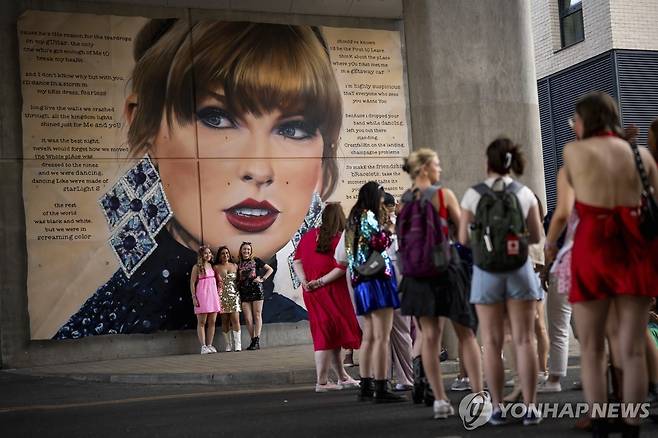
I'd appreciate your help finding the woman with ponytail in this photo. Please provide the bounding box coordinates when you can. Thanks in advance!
[458,137,544,426]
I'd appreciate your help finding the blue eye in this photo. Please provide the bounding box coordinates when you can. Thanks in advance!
[276,121,317,140]
[197,107,236,129]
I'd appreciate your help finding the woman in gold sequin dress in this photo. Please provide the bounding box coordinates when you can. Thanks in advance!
[215,246,242,351]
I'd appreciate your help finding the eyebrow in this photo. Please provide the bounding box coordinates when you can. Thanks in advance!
[199,89,309,121]
[202,90,227,104]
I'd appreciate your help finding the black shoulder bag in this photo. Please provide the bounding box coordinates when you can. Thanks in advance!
[629,141,658,240]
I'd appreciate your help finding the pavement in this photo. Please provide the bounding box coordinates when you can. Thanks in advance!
[3,344,462,386]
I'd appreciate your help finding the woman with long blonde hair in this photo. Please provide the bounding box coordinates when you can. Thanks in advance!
[190,245,221,354]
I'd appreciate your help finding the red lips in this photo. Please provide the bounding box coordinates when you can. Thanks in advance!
[224,198,280,233]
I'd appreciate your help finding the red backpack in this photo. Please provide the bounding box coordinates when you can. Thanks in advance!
[396,185,452,278]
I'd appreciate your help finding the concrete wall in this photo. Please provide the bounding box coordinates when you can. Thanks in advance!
[532,0,613,79]
[0,0,400,368]
[404,0,544,201]
[1,0,544,367]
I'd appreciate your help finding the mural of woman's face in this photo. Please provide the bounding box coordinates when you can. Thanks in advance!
[149,90,324,259]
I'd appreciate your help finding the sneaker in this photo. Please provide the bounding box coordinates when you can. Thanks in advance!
[433,399,455,419]
[315,382,343,393]
[439,347,448,362]
[504,378,515,388]
[450,377,471,391]
[537,372,548,384]
[537,379,562,393]
[207,345,217,353]
[343,353,355,368]
[338,377,360,389]
[489,409,508,426]
[200,345,211,354]
[523,408,543,426]
[394,383,413,391]
[572,380,583,391]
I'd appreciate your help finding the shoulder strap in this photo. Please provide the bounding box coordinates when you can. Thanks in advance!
[421,184,440,202]
[629,141,653,195]
[505,180,524,194]
[401,189,415,204]
[473,182,493,196]
[437,188,448,220]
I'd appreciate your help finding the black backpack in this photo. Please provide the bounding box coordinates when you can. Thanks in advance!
[470,178,528,272]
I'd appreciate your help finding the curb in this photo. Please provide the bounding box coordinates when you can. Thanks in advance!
[8,361,462,386]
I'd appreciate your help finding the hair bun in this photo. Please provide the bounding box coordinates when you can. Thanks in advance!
[402,160,410,174]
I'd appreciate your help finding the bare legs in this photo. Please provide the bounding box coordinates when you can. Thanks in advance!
[242,301,263,338]
[507,299,539,406]
[371,307,395,379]
[196,313,218,348]
[196,314,208,347]
[477,300,537,407]
[315,349,352,384]
[253,300,264,338]
[205,312,217,347]
[452,322,483,393]
[359,316,374,379]
[419,316,448,402]
[358,308,395,380]
[242,302,254,338]
[573,299,611,419]
[535,299,549,375]
[477,303,506,406]
[614,296,651,426]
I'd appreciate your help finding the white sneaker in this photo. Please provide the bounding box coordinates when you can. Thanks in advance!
[504,378,516,388]
[433,399,455,419]
[450,377,471,391]
[315,382,343,393]
[200,345,211,354]
[537,379,562,393]
[537,372,548,384]
[207,345,217,353]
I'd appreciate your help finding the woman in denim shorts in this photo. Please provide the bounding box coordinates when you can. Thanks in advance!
[458,138,544,426]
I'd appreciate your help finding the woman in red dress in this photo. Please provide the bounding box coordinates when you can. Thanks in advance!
[294,203,362,392]
[564,92,658,437]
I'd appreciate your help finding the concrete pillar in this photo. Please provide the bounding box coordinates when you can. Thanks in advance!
[403,0,544,358]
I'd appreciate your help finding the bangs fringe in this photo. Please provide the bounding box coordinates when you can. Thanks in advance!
[166,21,341,141]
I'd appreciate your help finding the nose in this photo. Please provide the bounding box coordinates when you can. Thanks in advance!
[240,166,274,187]
[238,129,275,188]
[240,170,274,187]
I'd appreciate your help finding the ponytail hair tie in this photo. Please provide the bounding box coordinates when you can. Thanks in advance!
[504,152,513,169]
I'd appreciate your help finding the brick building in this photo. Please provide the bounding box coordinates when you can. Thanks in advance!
[531,0,658,208]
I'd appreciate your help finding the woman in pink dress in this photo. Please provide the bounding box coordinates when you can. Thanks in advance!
[294,203,362,392]
[190,245,221,354]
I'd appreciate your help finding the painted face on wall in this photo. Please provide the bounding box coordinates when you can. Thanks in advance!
[150,94,324,259]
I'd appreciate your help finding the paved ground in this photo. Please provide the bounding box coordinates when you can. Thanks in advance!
[3,344,460,385]
[4,366,656,438]
[5,341,655,437]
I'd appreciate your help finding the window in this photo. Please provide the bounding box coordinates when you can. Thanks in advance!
[559,0,584,48]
